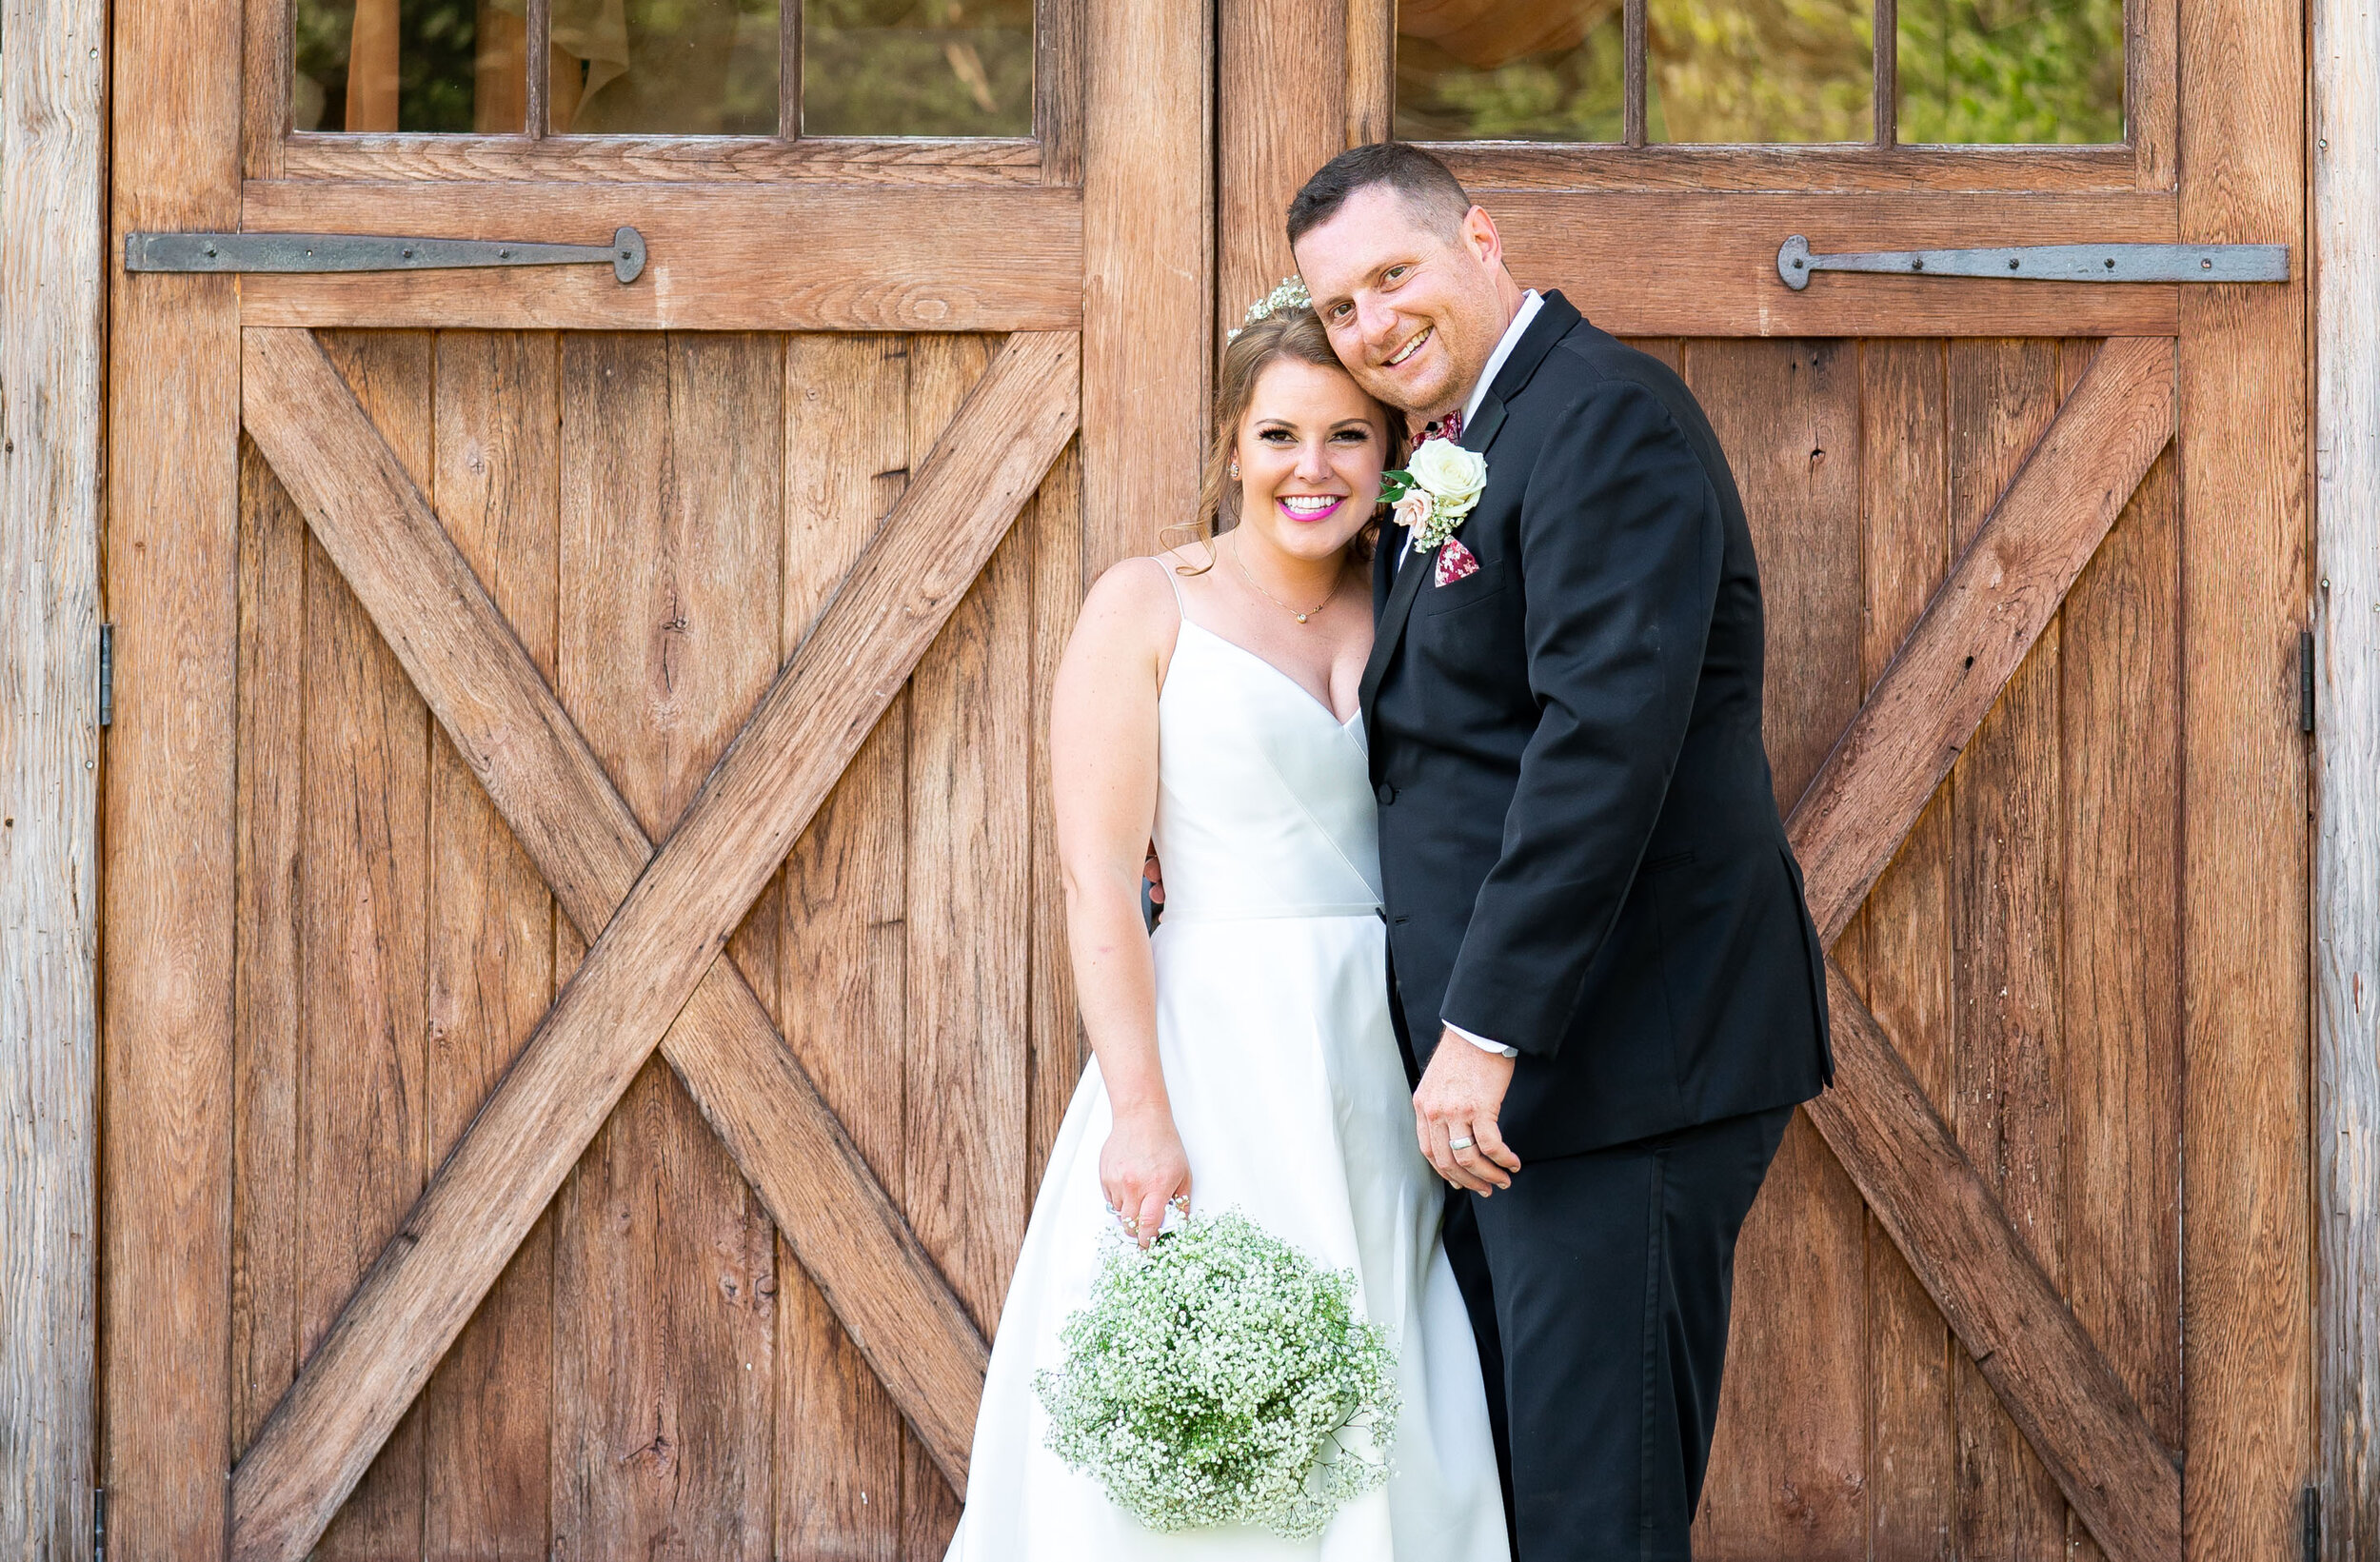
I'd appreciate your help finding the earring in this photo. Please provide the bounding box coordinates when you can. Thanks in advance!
[1229,461,1240,479]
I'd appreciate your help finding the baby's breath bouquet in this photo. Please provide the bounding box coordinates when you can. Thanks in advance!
[1034,1210,1399,1538]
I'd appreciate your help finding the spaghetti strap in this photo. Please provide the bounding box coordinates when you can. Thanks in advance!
[1147,553,1192,627]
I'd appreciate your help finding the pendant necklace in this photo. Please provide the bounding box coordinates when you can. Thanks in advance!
[1229,532,1339,624]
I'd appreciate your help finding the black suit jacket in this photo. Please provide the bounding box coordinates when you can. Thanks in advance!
[1364,291,1833,1157]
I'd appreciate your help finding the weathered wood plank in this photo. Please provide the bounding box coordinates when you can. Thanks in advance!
[1686,340,1869,1554]
[1028,440,1087,1195]
[2057,407,2184,1562]
[548,332,781,1558]
[902,338,1030,1549]
[1082,0,1209,573]
[230,439,307,1459]
[2313,0,2380,1545]
[277,134,1043,184]
[0,0,106,1544]
[774,335,914,1562]
[1791,336,2176,948]
[228,327,1079,1562]
[2178,0,2315,1547]
[1854,337,1959,1557]
[417,329,561,1560]
[1490,192,2183,338]
[99,0,244,1544]
[1943,337,2070,1556]
[1218,0,1344,351]
[303,331,436,1560]
[234,183,1081,332]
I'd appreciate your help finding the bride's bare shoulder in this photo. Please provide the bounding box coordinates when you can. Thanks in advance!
[1073,550,1202,644]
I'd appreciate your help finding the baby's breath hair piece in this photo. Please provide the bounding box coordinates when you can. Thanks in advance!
[1227,274,1313,342]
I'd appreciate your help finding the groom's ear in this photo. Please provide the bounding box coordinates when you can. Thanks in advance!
[1459,205,1504,270]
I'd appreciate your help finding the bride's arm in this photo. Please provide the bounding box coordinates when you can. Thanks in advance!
[1051,561,1187,1250]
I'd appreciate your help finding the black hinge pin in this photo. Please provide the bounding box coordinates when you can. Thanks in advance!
[2301,628,2316,735]
[93,1484,106,1562]
[2302,1485,2320,1562]
[98,623,113,730]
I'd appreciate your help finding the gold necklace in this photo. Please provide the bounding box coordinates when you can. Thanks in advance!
[1229,532,1339,623]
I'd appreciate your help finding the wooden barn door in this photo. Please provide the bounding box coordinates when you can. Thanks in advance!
[1227,1,2311,1557]
[98,0,1206,1557]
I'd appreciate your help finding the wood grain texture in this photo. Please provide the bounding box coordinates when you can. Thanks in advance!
[1218,0,1345,349]
[278,134,1043,184]
[2178,0,2315,1548]
[1344,0,1393,146]
[100,0,244,1545]
[302,331,435,1561]
[1686,340,1869,1554]
[417,330,561,1560]
[0,0,105,1546]
[1035,0,1086,186]
[2314,0,2380,1545]
[234,182,1081,331]
[1791,337,2176,947]
[231,438,307,1463]
[1768,339,2186,1562]
[1943,337,2070,1557]
[1081,0,1208,573]
[1439,141,2142,194]
[1806,966,2182,1562]
[1028,440,1086,1195]
[548,332,781,1560]
[1490,191,2182,338]
[774,335,913,1561]
[1853,338,1958,1558]
[228,328,1078,1562]
[2130,0,2179,192]
[2058,393,2185,1560]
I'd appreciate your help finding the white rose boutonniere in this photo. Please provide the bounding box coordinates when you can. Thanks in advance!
[1379,438,1488,552]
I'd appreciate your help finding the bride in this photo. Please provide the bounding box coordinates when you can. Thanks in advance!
[942,299,1509,1560]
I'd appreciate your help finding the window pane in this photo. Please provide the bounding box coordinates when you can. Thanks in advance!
[801,0,1033,137]
[1896,0,2123,144]
[1648,0,1872,142]
[1393,1,1625,144]
[550,0,781,134]
[295,0,527,130]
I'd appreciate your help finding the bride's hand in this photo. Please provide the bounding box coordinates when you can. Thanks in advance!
[1101,1105,1191,1250]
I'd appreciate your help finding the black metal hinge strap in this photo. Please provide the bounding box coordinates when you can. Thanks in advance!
[99,622,113,730]
[124,227,645,284]
[2301,628,2317,735]
[1777,236,2291,290]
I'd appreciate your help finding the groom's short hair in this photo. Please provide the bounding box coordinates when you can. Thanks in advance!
[1287,143,1473,247]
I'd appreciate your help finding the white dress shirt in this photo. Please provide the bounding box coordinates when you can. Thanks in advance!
[1404,290,1542,1062]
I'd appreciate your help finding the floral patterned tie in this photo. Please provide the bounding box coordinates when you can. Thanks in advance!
[1413,408,1463,454]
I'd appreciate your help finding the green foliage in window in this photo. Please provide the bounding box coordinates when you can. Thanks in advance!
[1647,0,1873,142]
[803,0,1033,137]
[1897,0,2124,144]
[1395,20,1626,144]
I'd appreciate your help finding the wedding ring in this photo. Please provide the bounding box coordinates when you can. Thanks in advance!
[1121,1214,1139,1234]
[1168,1195,1190,1212]
[1447,1136,1475,1152]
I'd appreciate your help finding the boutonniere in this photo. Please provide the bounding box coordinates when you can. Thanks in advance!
[1379,438,1487,553]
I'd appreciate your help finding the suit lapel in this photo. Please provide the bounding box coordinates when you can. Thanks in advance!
[1359,295,1577,734]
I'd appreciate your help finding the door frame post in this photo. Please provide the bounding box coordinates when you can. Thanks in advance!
[1,0,108,1552]
[2312,0,2380,1549]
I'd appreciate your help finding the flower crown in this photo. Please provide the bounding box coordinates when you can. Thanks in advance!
[1226,274,1312,342]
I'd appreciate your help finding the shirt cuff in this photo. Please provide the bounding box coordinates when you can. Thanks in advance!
[1446,1021,1519,1059]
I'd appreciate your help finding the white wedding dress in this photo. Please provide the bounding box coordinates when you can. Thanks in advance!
[943,566,1509,1562]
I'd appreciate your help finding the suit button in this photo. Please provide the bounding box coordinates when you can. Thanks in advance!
[1376,781,1398,805]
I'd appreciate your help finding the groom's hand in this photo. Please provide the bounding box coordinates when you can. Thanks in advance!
[1415,1030,1522,1195]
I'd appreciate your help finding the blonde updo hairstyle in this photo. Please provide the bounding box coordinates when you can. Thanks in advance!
[1165,306,1402,570]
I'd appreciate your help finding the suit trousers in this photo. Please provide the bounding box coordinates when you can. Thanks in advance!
[1442,1103,1795,1561]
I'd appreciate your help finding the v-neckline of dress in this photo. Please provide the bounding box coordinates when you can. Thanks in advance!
[1178,621,1363,729]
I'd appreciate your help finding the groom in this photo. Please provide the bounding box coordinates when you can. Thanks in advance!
[1289,144,1834,1558]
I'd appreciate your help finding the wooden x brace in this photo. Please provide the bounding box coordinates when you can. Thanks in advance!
[230,326,1079,1562]
[1782,336,2180,1562]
